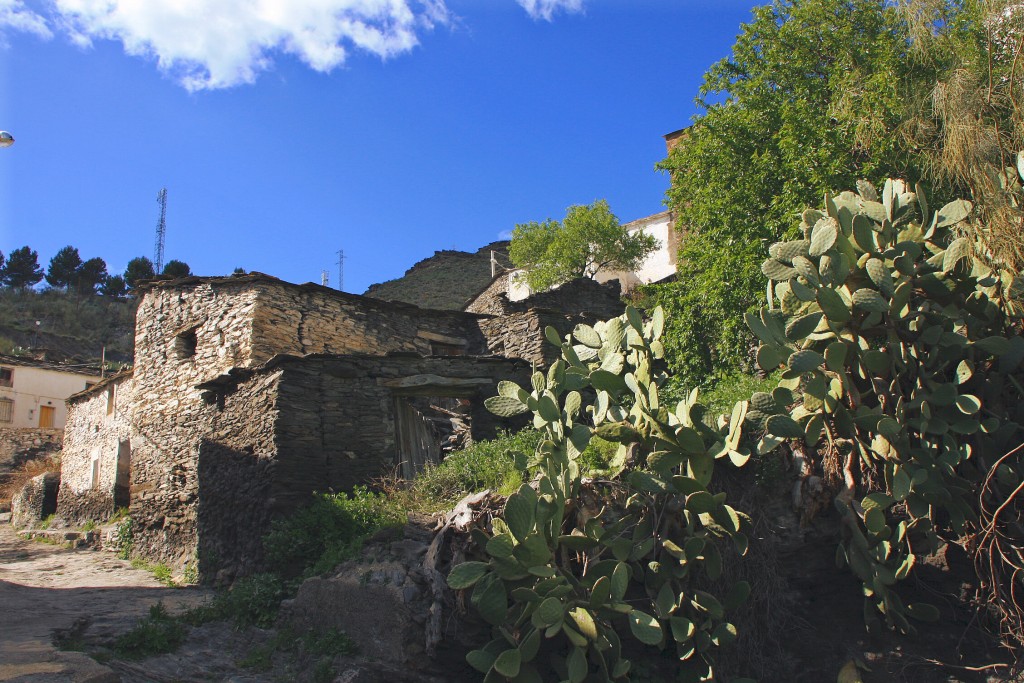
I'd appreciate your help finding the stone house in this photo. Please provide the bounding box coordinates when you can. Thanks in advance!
[56,273,610,579]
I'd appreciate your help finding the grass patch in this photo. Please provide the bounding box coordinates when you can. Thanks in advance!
[181,573,286,629]
[237,626,356,678]
[130,558,177,587]
[403,429,542,509]
[263,487,404,581]
[113,602,186,660]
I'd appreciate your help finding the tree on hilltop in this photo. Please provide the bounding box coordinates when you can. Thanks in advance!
[509,199,658,292]
[45,245,82,290]
[76,257,108,295]
[124,256,156,289]
[162,260,191,278]
[3,246,44,289]
[100,274,128,298]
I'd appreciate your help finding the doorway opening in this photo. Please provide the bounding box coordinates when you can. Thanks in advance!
[394,395,472,479]
[114,439,131,508]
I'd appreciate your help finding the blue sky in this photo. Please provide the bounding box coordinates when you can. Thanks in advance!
[0,0,759,294]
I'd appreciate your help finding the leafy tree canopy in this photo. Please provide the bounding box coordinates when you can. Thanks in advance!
[162,259,191,278]
[76,257,108,295]
[100,274,128,298]
[3,246,44,289]
[646,0,999,389]
[124,256,156,289]
[45,245,82,290]
[509,199,658,292]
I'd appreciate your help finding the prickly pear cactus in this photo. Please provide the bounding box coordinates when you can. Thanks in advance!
[449,306,754,683]
[753,177,1024,637]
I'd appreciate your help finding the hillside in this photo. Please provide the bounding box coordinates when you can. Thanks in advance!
[0,289,137,364]
[363,241,509,310]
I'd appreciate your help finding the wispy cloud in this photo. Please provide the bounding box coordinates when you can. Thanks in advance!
[0,0,51,43]
[0,0,587,90]
[516,0,584,21]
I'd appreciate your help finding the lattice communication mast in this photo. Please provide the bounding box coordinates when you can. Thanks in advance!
[154,188,168,274]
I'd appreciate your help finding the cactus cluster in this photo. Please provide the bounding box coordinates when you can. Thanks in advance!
[450,306,753,683]
[753,175,1024,635]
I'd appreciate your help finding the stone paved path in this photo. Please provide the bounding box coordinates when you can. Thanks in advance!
[0,524,209,682]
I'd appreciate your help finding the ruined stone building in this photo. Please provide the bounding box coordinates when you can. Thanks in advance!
[56,273,621,580]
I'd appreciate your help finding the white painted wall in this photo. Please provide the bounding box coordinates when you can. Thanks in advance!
[0,363,101,429]
[594,211,676,292]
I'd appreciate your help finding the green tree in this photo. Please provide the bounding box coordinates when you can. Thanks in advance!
[161,260,191,278]
[3,246,44,289]
[124,256,156,289]
[76,257,108,295]
[649,0,968,388]
[509,199,658,291]
[45,245,82,290]
[100,274,128,298]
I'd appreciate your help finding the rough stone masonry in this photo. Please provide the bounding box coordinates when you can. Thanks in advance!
[55,273,604,580]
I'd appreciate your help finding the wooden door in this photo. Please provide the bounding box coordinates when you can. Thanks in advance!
[39,405,55,429]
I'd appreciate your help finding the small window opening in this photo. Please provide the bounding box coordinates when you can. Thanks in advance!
[106,387,115,415]
[175,329,199,359]
[0,398,12,423]
[0,367,12,387]
[89,449,101,489]
[430,342,466,357]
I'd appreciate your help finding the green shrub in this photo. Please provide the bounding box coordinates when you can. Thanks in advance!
[409,429,542,507]
[114,602,186,659]
[111,515,133,559]
[217,573,286,629]
[263,487,403,580]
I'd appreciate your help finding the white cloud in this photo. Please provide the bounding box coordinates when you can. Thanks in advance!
[516,0,583,21]
[0,0,52,42]
[1,0,587,90]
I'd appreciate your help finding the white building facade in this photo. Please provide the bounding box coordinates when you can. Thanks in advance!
[0,356,101,429]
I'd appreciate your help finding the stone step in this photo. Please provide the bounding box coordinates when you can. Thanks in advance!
[18,528,99,548]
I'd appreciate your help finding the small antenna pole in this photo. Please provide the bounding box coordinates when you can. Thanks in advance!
[321,270,329,287]
[337,249,346,292]
[154,188,168,273]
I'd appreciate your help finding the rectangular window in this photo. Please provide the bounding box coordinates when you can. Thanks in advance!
[0,367,12,388]
[430,342,466,356]
[0,398,12,422]
[106,387,115,415]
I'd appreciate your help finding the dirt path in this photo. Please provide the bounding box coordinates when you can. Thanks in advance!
[0,524,210,683]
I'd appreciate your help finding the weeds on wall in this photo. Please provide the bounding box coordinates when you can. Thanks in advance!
[263,486,404,582]
[110,514,133,560]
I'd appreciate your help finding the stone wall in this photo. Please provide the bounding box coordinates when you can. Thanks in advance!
[466,275,624,321]
[0,427,62,491]
[191,353,530,579]
[249,280,489,361]
[56,373,134,525]
[477,309,600,367]
[195,368,282,582]
[11,471,59,528]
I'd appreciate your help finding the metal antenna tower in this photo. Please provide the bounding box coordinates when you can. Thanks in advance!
[154,188,168,273]
[321,270,329,287]
[337,249,346,292]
